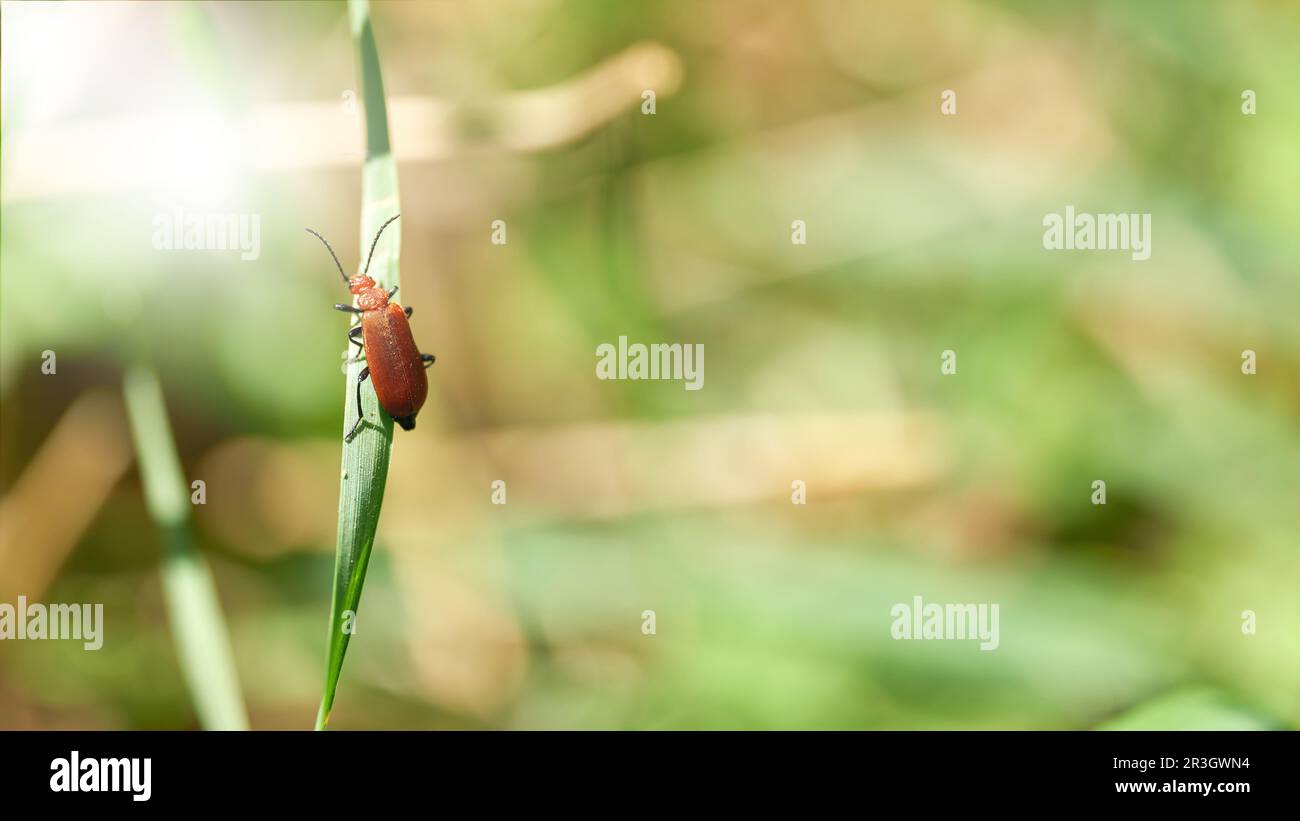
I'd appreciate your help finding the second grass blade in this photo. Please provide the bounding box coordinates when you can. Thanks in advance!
[123,365,248,731]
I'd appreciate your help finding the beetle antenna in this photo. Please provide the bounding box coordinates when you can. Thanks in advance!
[305,228,349,284]
[362,214,401,277]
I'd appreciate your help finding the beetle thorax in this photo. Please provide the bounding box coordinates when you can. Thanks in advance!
[349,275,388,311]
[355,287,388,312]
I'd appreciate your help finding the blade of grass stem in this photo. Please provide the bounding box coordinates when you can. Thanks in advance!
[315,0,402,730]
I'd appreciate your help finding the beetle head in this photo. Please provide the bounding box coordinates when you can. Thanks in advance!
[348,275,377,294]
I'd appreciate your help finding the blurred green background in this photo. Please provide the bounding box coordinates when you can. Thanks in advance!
[1,0,1298,729]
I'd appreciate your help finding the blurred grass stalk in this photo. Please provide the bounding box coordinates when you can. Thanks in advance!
[123,366,248,730]
[315,0,402,730]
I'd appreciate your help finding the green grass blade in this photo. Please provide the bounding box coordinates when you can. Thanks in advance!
[315,0,402,731]
[123,365,249,731]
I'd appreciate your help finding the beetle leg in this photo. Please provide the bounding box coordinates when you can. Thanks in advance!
[334,304,362,314]
[344,366,371,442]
[346,326,366,362]
[420,353,436,369]
[404,306,413,318]
[387,285,399,299]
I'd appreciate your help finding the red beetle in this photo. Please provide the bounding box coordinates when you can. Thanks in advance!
[306,215,433,441]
